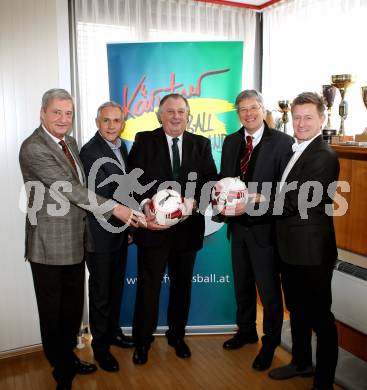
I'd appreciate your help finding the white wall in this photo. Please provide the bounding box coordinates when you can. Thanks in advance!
[0,0,70,353]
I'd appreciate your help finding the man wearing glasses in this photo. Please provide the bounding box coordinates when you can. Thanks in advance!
[219,90,293,371]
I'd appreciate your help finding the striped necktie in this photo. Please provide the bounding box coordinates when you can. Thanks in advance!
[240,135,253,177]
[59,140,77,172]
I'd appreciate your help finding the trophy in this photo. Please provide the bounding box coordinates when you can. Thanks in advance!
[362,86,367,133]
[321,85,337,143]
[362,86,367,111]
[322,85,336,129]
[331,74,355,135]
[278,100,291,133]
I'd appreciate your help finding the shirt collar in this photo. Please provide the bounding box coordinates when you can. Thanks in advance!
[243,124,264,144]
[99,131,122,150]
[42,125,65,144]
[165,133,183,144]
[292,131,321,153]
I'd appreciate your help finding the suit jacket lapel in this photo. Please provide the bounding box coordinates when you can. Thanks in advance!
[230,129,244,175]
[94,131,126,172]
[157,127,173,178]
[251,124,273,180]
[286,135,323,182]
[36,127,81,182]
[181,131,194,175]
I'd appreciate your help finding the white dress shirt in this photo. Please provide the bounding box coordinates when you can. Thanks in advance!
[279,132,321,191]
[42,126,84,183]
[165,133,183,165]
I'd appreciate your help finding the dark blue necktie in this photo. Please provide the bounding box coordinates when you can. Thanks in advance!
[172,137,180,180]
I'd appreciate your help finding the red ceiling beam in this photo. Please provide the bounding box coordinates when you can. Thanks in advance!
[195,0,282,11]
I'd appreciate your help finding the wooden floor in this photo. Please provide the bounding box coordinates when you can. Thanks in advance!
[0,333,344,390]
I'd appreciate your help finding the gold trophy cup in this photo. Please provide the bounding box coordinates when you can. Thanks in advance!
[331,74,355,135]
[278,100,291,133]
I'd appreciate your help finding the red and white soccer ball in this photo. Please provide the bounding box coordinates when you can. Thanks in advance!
[212,177,248,212]
[150,189,184,226]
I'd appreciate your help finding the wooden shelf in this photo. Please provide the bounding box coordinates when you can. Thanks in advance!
[332,145,367,256]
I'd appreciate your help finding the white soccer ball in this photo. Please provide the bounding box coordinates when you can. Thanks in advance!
[212,177,248,212]
[150,189,184,226]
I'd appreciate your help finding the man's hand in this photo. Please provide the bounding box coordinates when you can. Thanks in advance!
[112,204,146,228]
[218,201,247,217]
[180,197,197,222]
[139,201,170,230]
[218,193,266,217]
[248,193,266,203]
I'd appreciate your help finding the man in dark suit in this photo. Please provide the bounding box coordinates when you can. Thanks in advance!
[128,93,217,365]
[269,92,339,390]
[19,89,143,389]
[80,102,135,373]
[220,90,293,371]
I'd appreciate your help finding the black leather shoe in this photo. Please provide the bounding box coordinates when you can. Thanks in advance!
[252,348,275,371]
[111,333,135,348]
[167,338,191,359]
[268,363,313,380]
[133,346,149,365]
[94,351,119,372]
[52,369,73,389]
[223,333,259,350]
[56,384,72,390]
[73,358,97,375]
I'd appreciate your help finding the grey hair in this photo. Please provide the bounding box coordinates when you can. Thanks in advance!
[96,101,124,118]
[235,89,266,114]
[156,93,190,123]
[41,88,74,111]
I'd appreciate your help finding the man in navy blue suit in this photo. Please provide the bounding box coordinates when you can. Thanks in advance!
[220,90,293,371]
[80,102,135,373]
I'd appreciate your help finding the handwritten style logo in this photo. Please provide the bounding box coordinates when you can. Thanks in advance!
[120,69,234,152]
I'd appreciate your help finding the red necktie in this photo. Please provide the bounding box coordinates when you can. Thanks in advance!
[59,140,77,172]
[240,135,253,177]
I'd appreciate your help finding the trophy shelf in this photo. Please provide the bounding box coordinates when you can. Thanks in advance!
[331,145,367,256]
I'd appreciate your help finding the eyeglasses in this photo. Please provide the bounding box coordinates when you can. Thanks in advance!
[238,105,262,115]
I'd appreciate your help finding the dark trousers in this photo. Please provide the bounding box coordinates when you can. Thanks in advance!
[230,224,283,349]
[86,245,128,354]
[30,261,84,383]
[132,243,197,347]
[281,262,338,388]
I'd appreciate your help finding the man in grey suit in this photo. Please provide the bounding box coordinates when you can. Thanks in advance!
[19,89,143,389]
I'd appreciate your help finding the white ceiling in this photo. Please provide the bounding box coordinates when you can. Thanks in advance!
[215,0,281,9]
[229,0,271,4]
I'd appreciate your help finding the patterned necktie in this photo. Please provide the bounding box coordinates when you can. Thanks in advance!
[171,137,180,180]
[240,135,253,177]
[59,140,77,172]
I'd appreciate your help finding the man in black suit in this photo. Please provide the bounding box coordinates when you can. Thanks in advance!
[128,93,217,365]
[268,92,340,390]
[80,102,135,373]
[220,90,293,371]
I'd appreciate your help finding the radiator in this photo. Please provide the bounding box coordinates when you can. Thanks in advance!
[332,260,367,335]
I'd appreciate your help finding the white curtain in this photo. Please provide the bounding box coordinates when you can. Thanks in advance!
[0,0,71,353]
[73,0,258,144]
[262,0,367,135]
